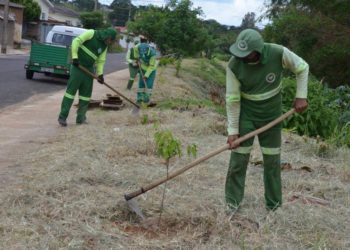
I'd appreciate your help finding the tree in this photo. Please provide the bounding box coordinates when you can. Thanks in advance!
[72,0,95,12]
[108,0,136,26]
[128,0,211,56]
[127,6,167,44]
[80,11,106,29]
[263,0,350,87]
[202,19,237,55]
[240,12,256,29]
[11,0,40,22]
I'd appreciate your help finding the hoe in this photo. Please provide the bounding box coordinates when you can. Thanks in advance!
[124,109,296,219]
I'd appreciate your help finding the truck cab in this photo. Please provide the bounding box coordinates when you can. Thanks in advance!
[25,25,87,80]
[45,26,87,46]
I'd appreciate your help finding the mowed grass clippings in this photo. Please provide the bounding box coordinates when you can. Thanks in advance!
[0,62,349,249]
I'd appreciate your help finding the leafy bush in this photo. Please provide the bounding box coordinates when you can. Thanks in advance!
[212,53,231,61]
[80,12,108,29]
[263,7,350,87]
[158,57,176,66]
[281,78,349,141]
[328,123,350,148]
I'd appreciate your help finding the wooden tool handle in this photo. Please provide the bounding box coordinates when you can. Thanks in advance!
[124,108,296,200]
[78,65,140,109]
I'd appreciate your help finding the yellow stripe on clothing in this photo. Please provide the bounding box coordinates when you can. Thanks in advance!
[64,92,75,99]
[241,82,282,101]
[233,146,252,154]
[81,45,98,60]
[79,95,90,101]
[261,147,281,155]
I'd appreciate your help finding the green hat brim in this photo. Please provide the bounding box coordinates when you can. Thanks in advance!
[229,43,252,58]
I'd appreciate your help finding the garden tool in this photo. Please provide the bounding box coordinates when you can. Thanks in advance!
[125,108,296,219]
[78,65,140,110]
[137,61,157,107]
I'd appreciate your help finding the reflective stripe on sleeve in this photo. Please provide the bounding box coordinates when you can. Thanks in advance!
[296,61,308,74]
[226,94,240,103]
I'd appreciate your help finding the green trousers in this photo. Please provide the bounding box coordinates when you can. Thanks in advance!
[58,65,93,123]
[137,70,156,104]
[225,118,282,210]
[127,64,139,90]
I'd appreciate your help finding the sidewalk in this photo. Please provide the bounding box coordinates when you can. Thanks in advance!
[0,47,29,57]
[0,68,132,184]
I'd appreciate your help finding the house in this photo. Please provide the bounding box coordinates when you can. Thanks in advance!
[24,0,81,42]
[116,26,139,49]
[0,0,24,46]
[116,26,157,51]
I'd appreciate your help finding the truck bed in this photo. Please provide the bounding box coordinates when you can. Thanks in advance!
[30,42,70,67]
[25,42,72,78]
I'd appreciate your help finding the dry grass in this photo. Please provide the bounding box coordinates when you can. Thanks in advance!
[0,61,350,249]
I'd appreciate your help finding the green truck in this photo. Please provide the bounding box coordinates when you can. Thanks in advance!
[24,42,71,79]
[25,25,87,80]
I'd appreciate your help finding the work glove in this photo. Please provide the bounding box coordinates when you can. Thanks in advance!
[72,58,79,67]
[97,74,104,84]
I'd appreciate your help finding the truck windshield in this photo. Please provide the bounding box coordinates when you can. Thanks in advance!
[52,33,75,46]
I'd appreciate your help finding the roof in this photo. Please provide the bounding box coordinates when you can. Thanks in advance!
[41,0,54,8]
[115,26,127,33]
[0,0,24,8]
[51,5,79,18]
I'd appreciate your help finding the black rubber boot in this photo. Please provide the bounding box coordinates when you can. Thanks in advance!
[58,117,67,127]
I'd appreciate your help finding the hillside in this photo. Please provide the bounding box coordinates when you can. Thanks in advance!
[0,60,349,249]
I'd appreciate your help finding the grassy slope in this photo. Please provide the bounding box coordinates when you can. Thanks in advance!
[0,60,349,249]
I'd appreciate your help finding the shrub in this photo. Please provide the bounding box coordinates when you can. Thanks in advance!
[282,77,340,138]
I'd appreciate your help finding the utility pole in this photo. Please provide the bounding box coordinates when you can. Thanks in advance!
[126,0,132,50]
[128,0,131,23]
[1,0,9,54]
[94,0,98,11]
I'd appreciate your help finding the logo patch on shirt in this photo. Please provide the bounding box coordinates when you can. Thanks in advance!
[237,40,248,51]
[98,48,102,54]
[266,73,276,83]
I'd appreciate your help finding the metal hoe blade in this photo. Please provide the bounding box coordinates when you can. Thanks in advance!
[125,197,145,220]
[131,106,140,116]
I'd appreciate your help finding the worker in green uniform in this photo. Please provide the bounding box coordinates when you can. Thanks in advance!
[126,40,139,90]
[131,41,158,105]
[58,28,117,126]
[225,29,309,211]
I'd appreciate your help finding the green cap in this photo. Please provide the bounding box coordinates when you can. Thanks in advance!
[96,28,117,41]
[229,29,264,58]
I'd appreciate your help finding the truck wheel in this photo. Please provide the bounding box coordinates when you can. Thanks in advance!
[26,70,34,79]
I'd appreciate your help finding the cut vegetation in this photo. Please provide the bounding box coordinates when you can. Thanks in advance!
[0,60,349,249]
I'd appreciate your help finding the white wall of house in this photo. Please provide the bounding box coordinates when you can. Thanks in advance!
[119,33,138,49]
[14,23,22,43]
[35,0,51,21]
[49,12,80,26]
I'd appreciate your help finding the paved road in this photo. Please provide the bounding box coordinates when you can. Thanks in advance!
[0,53,127,109]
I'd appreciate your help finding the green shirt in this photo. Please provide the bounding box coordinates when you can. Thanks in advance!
[71,30,107,75]
[226,44,309,135]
